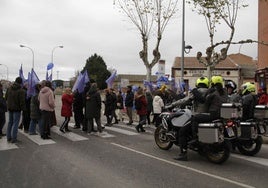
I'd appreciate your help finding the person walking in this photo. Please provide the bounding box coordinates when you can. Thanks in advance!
[5,77,26,143]
[134,88,147,132]
[28,83,41,135]
[125,85,134,125]
[39,81,55,139]
[0,82,7,137]
[103,88,114,126]
[152,90,164,127]
[85,83,103,134]
[59,88,74,133]
[115,90,124,122]
[73,89,84,129]
[145,90,153,125]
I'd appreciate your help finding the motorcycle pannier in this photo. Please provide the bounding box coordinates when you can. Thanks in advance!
[220,103,242,119]
[198,123,220,143]
[254,105,268,119]
[239,122,258,139]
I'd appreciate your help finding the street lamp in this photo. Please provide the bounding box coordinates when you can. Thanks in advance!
[181,0,192,83]
[0,64,9,81]
[20,45,35,69]
[51,45,64,80]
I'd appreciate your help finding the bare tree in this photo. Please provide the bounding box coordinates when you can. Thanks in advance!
[188,0,249,79]
[114,0,179,81]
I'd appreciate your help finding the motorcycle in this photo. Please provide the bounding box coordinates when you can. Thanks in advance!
[154,106,231,164]
[220,103,263,156]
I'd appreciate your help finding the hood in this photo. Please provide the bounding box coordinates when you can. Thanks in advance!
[154,95,162,102]
[40,86,52,94]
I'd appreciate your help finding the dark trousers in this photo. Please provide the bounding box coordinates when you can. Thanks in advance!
[60,117,70,130]
[137,115,146,131]
[74,110,84,127]
[88,117,102,133]
[40,110,53,138]
[146,110,151,124]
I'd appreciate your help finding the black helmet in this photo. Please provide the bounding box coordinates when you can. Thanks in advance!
[225,80,237,91]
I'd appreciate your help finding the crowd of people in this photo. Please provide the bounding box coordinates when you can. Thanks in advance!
[1,75,267,163]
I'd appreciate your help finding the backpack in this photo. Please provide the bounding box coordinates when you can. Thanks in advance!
[134,98,142,110]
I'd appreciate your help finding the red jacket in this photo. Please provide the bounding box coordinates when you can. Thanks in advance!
[136,95,147,115]
[61,93,74,117]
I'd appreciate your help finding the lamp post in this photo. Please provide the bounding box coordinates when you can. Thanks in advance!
[0,64,9,81]
[181,0,192,83]
[20,45,35,69]
[51,45,64,80]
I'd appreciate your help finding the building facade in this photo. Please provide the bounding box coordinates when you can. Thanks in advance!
[171,53,257,89]
[258,0,268,69]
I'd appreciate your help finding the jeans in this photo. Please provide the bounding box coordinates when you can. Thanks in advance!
[7,111,21,141]
[29,119,39,134]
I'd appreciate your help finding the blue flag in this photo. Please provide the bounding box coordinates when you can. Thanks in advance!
[72,71,89,93]
[47,62,54,70]
[105,70,117,88]
[46,71,52,81]
[27,68,40,98]
[19,64,27,83]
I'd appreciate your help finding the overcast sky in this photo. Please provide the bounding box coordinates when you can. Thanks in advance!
[0,0,258,81]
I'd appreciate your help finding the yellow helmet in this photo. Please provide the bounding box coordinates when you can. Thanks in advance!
[241,82,256,95]
[196,77,209,88]
[211,75,224,86]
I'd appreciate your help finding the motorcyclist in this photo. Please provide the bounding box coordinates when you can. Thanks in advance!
[168,76,209,114]
[240,82,257,120]
[175,75,228,161]
[225,80,241,103]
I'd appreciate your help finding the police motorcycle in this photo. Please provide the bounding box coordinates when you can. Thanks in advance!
[154,105,231,164]
[220,103,263,156]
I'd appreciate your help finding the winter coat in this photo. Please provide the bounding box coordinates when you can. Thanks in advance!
[61,93,74,117]
[39,86,55,112]
[116,93,124,109]
[85,85,101,119]
[5,82,26,112]
[104,92,116,116]
[125,91,134,107]
[153,95,164,114]
[242,92,257,120]
[145,92,153,112]
[73,91,84,112]
[206,87,228,119]
[136,95,147,116]
[30,94,41,120]
[0,90,7,113]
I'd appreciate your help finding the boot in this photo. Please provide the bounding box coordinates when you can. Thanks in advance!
[174,150,188,161]
[135,125,140,133]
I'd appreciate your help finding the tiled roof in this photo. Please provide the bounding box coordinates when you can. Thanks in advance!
[172,53,257,69]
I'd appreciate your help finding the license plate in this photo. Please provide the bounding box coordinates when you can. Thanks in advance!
[226,127,235,137]
[259,125,265,134]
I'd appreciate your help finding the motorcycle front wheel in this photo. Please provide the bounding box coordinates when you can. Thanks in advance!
[205,142,230,164]
[154,126,173,150]
[237,136,263,156]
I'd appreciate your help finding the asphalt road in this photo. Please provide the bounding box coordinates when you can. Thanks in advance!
[0,95,268,188]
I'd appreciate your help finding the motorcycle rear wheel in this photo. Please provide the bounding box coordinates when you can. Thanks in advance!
[237,136,263,156]
[154,126,173,150]
[205,142,230,164]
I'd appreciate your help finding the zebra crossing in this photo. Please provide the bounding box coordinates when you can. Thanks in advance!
[0,122,155,151]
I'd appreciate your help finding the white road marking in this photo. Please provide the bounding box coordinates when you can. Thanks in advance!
[111,143,255,188]
[18,130,56,145]
[104,126,138,135]
[0,137,19,151]
[50,126,89,141]
[91,131,115,138]
[231,153,268,167]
